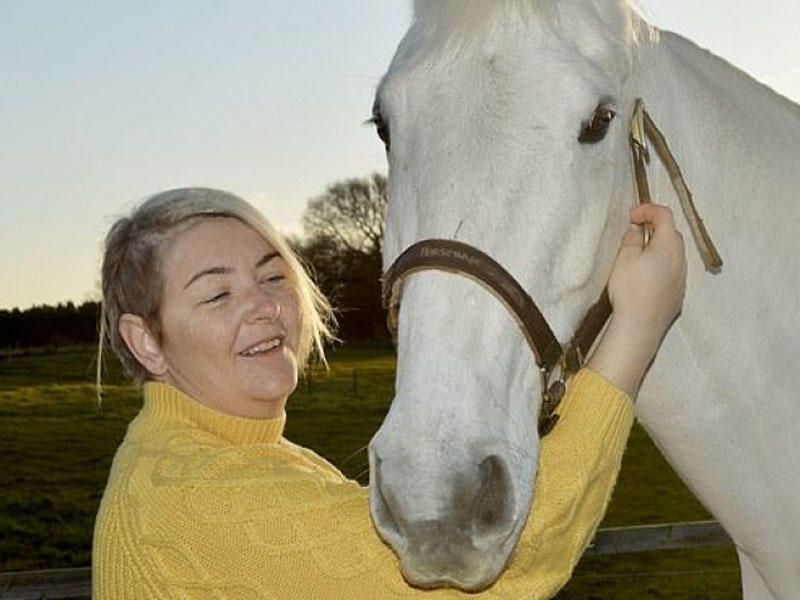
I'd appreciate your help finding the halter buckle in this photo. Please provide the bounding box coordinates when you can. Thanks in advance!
[538,355,570,436]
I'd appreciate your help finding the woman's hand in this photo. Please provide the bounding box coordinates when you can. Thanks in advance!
[588,204,687,397]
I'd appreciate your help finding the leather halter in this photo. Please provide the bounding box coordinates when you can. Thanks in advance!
[382,241,609,435]
[382,99,722,436]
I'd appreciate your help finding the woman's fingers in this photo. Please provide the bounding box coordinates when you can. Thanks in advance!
[629,204,685,259]
[608,203,687,329]
[629,202,670,225]
[630,203,677,235]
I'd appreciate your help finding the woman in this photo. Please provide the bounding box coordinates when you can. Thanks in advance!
[93,187,685,599]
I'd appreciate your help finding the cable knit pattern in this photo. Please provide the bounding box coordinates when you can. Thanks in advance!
[93,369,632,599]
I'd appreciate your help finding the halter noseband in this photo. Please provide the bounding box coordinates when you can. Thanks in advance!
[382,99,722,437]
[382,241,610,435]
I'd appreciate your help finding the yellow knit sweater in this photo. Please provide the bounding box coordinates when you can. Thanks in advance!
[93,369,632,599]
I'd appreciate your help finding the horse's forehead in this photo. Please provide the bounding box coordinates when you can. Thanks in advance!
[403,0,641,78]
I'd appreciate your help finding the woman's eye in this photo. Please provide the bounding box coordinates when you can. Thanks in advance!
[260,274,285,285]
[578,103,616,144]
[204,291,229,304]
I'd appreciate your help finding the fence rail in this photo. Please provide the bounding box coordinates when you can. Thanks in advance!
[0,566,90,600]
[585,519,731,555]
[0,520,732,600]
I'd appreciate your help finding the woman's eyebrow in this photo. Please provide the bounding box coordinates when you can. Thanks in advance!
[255,252,280,268]
[184,253,280,289]
[184,266,232,289]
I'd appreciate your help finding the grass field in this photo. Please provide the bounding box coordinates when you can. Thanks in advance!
[0,346,741,598]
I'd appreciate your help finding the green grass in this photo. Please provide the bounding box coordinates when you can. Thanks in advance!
[0,381,139,571]
[0,346,741,597]
[285,346,398,484]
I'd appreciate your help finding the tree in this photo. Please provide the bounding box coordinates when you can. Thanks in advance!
[297,173,389,343]
[302,173,387,257]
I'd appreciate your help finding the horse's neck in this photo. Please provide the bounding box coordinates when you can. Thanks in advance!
[637,30,800,227]
[635,28,800,432]
[640,29,800,141]
[632,31,800,595]
[635,29,800,335]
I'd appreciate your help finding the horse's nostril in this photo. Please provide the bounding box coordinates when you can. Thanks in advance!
[472,455,514,541]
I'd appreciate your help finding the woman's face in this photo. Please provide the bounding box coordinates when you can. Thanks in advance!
[154,217,300,418]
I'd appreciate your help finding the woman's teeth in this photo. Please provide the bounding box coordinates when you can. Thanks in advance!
[240,339,281,356]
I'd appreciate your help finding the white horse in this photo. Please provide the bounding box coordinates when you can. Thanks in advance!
[367,1,800,598]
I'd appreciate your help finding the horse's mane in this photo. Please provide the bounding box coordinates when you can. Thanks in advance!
[412,0,643,34]
[409,0,651,74]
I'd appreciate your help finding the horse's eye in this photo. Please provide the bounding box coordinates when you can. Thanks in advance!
[578,103,616,144]
[370,100,390,151]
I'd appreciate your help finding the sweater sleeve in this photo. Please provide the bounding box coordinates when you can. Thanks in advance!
[499,368,635,598]
[93,368,632,600]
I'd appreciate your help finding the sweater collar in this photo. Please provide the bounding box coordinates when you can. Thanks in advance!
[142,381,286,445]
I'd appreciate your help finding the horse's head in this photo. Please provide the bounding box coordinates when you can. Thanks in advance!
[368,0,646,591]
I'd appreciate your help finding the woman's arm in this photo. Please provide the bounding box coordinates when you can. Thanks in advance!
[587,203,686,396]
[501,203,687,598]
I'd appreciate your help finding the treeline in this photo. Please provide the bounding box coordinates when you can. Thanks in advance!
[2,173,390,351]
[0,301,100,350]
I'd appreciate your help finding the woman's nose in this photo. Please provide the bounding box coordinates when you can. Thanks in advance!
[245,287,281,323]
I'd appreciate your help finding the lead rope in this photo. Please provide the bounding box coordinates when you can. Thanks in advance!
[631,99,723,271]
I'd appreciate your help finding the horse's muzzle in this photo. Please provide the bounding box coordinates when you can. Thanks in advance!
[369,449,518,591]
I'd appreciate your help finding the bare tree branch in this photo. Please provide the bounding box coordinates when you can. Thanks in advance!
[301,173,387,256]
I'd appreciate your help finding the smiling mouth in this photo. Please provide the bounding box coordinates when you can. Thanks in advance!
[238,337,282,357]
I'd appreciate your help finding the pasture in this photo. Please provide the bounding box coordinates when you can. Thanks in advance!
[0,346,741,598]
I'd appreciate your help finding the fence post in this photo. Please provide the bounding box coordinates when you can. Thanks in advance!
[305,368,313,393]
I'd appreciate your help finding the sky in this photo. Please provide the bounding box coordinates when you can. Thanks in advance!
[1,0,798,311]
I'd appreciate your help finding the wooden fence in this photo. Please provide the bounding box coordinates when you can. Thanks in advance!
[0,520,732,600]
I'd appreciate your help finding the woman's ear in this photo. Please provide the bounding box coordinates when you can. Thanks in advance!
[118,313,168,377]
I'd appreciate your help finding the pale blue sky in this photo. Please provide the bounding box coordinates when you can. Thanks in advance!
[1,1,798,310]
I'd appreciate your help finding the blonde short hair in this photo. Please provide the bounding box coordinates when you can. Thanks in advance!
[99,187,334,385]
